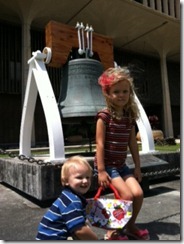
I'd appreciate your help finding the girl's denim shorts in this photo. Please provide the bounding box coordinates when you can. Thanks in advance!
[94,164,132,179]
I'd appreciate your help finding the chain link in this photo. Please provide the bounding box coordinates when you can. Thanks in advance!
[0,148,180,176]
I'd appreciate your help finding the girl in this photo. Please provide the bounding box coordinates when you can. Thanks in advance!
[94,67,150,240]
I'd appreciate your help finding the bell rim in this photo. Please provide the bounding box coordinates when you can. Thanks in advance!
[68,58,102,65]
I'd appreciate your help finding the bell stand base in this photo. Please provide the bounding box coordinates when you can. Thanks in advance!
[0,152,179,200]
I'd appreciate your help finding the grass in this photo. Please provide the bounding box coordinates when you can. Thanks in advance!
[0,143,180,159]
[138,143,180,152]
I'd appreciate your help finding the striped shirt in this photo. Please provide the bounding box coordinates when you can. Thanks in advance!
[36,187,87,240]
[94,109,135,168]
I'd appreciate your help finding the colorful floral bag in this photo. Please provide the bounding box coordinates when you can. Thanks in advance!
[86,184,132,230]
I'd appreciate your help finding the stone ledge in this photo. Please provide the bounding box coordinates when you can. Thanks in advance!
[0,152,180,201]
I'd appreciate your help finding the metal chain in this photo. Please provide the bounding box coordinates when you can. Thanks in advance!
[0,148,56,167]
[0,148,180,175]
[142,168,180,178]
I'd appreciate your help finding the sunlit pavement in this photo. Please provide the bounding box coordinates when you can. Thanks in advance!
[0,175,180,241]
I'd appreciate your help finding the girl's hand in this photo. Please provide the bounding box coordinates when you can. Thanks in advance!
[98,170,111,188]
[134,167,142,182]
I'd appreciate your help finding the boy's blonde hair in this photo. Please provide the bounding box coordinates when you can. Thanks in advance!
[98,66,140,120]
[61,155,93,186]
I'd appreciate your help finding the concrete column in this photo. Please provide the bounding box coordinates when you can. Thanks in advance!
[169,0,175,17]
[163,0,169,15]
[21,22,31,102]
[160,51,174,137]
[143,0,148,7]
[150,0,155,9]
[21,22,36,146]
[156,0,162,12]
[175,0,180,19]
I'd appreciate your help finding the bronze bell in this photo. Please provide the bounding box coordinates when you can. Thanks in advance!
[58,58,105,123]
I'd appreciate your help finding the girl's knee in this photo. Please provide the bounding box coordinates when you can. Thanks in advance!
[134,188,144,200]
[130,187,144,200]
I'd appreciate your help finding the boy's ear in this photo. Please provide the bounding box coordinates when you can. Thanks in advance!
[63,179,69,186]
[61,178,68,186]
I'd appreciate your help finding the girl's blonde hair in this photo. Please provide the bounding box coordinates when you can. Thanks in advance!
[98,66,140,120]
[61,155,93,186]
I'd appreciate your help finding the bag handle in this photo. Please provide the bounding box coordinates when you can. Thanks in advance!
[94,183,121,200]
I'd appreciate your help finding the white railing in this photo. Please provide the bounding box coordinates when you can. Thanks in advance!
[135,0,180,19]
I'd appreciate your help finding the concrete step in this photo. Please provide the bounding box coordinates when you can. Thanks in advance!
[0,152,180,201]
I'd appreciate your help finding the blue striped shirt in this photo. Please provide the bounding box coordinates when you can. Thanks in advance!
[36,187,87,240]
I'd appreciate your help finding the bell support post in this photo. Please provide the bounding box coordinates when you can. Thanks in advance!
[19,48,65,162]
[135,93,155,153]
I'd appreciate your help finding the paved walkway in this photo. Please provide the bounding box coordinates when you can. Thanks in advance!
[0,175,180,241]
